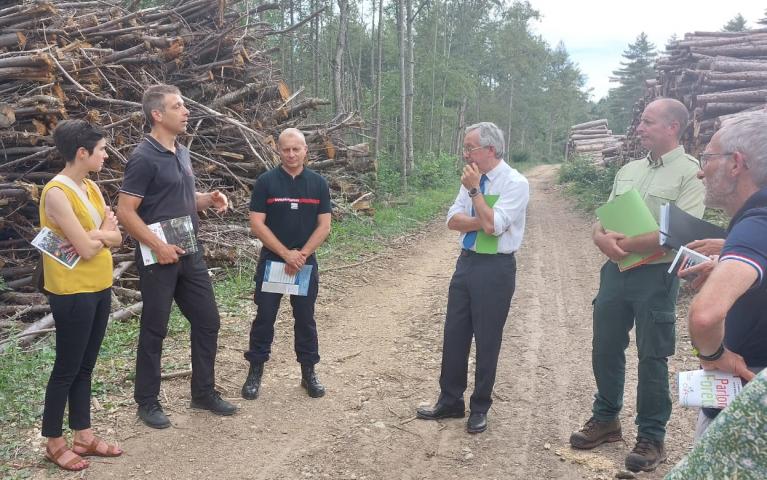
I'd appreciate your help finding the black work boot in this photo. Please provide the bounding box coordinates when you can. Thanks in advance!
[300,364,325,398]
[191,390,238,416]
[241,362,264,400]
[569,417,622,449]
[625,437,666,472]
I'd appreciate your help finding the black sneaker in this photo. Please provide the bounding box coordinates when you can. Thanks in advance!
[625,437,666,472]
[137,402,171,429]
[569,417,622,449]
[190,391,238,416]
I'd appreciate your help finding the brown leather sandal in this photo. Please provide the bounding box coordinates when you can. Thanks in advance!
[45,444,89,471]
[73,436,123,457]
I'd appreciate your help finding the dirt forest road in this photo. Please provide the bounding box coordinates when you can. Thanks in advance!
[37,164,698,480]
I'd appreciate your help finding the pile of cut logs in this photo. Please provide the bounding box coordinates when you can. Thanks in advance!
[0,0,375,350]
[565,119,625,165]
[623,28,767,160]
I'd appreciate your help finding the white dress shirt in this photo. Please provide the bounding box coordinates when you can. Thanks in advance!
[446,160,529,254]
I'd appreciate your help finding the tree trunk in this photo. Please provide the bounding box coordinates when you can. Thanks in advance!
[333,0,348,115]
[397,0,408,185]
[373,0,383,162]
[405,0,414,172]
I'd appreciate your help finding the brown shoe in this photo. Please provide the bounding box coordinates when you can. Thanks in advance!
[625,437,666,472]
[569,417,622,449]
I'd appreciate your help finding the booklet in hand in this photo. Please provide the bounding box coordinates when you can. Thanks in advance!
[139,215,198,266]
[595,188,665,271]
[668,245,711,282]
[659,202,726,251]
[261,260,313,296]
[678,369,743,408]
[31,227,80,269]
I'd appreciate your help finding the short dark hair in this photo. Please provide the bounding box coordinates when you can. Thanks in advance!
[142,84,181,127]
[52,119,106,163]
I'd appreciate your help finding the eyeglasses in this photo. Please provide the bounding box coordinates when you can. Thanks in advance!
[699,152,734,169]
[463,145,487,154]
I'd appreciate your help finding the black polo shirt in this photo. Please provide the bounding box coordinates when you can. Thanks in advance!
[250,166,331,252]
[120,136,199,232]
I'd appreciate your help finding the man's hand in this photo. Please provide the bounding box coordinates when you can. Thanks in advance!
[594,228,629,262]
[461,163,481,190]
[700,348,756,382]
[210,191,229,214]
[153,243,186,264]
[679,256,718,290]
[687,238,725,257]
[282,249,306,274]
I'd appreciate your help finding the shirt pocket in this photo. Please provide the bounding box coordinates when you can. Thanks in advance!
[645,185,680,220]
[614,179,635,196]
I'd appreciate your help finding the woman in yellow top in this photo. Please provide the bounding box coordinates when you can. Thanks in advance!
[39,120,123,471]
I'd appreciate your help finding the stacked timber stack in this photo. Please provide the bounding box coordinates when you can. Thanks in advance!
[0,0,375,350]
[623,28,767,160]
[565,119,625,165]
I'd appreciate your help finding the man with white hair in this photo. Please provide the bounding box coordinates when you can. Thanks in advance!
[416,121,529,434]
[241,128,332,400]
[680,113,767,439]
[569,98,705,473]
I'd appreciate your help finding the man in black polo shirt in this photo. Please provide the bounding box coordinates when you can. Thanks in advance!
[241,128,332,400]
[118,84,237,429]
[680,113,767,440]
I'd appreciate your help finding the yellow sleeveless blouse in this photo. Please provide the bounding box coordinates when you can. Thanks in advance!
[39,178,113,294]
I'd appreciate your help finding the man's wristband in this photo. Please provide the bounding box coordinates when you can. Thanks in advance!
[692,343,725,361]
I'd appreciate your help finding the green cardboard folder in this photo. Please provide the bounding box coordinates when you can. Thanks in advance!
[476,194,499,254]
[595,188,664,271]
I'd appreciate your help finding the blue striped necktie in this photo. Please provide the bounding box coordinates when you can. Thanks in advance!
[462,174,489,249]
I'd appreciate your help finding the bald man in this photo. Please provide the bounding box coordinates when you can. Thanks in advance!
[241,128,332,400]
[569,98,705,473]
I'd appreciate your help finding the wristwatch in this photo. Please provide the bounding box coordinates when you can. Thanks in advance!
[468,187,480,198]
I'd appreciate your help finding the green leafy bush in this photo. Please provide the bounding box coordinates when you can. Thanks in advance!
[510,151,531,164]
[559,157,619,212]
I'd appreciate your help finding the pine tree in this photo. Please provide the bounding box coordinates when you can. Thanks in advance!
[605,32,657,133]
[722,14,747,32]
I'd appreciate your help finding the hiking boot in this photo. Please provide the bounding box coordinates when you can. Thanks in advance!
[569,417,622,449]
[241,362,264,400]
[300,364,325,398]
[625,437,666,472]
[137,402,171,429]
[190,391,238,416]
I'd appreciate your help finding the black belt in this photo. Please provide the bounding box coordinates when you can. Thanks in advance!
[460,249,514,257]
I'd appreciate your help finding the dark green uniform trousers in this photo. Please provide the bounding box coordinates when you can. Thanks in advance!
[591,261,679,441]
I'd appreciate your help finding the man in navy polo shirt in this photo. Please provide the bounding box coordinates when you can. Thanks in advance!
[681,112,767,439]
[241,128,332,400]
[118,84,237,429]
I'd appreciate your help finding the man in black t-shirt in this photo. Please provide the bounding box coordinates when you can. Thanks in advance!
[118,84,237,429]
[241,128,332,400]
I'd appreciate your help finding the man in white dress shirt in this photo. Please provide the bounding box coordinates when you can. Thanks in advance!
[416,122,530,433]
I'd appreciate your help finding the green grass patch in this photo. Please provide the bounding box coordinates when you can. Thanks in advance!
[558,156,619,213]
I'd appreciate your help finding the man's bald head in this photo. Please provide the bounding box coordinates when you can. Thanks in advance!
[649,98,689,140]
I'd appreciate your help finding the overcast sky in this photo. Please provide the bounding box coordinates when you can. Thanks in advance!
[530,1,766,101]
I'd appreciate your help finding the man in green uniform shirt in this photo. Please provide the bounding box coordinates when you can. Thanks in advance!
[569,98,705,472]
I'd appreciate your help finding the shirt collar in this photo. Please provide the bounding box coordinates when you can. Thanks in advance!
[646,145,685,168]
[483,159,508,182]
[728,187,767,232]
[145,135,181,154]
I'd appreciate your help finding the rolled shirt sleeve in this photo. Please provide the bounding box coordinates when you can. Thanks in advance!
[492,178,530,236]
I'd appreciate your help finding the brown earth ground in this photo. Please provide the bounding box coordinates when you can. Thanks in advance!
[30,164,702,480]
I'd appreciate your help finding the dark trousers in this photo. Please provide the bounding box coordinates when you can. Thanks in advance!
[438,251,517,414]
[134,251,220,405]
[42,288,111,437]
[591,261,679,441]
[245,252,320,365]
